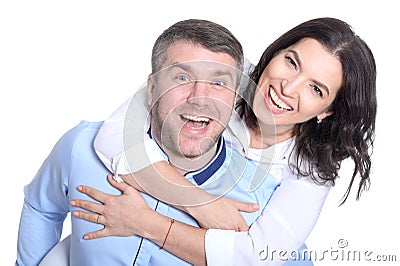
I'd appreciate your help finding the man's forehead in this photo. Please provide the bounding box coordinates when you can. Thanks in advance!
[163,42,238,69]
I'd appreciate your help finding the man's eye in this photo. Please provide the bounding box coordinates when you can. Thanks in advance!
[212,80,225,86]
[177,75,190,82]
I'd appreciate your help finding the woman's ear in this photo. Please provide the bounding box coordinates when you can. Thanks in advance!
[317,110,334,123]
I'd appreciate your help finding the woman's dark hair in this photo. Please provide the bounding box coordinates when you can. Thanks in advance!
[237,17,377,204]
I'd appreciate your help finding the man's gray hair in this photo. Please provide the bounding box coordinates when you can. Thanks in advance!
[151,19,244,74]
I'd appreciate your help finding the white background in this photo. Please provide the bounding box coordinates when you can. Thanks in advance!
[1,1,398,265]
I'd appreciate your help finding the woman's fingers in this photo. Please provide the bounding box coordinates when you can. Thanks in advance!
[71,211,110,240]
[229,198,259,213]
[72,209,101,224]
[76,174,129,202]
[76,184,108,203]
[71,199,104,214]
[71,173,151,240]
[83,229,109,240]
[107,174,131,192]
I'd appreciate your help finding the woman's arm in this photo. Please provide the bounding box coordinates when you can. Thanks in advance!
[140,211,208,266]
[94,87,258,230]
[73,172,330,265]
[122,161,259,230]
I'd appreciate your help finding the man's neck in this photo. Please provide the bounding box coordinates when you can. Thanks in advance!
[166,144,218,175]
[148,126,220,175]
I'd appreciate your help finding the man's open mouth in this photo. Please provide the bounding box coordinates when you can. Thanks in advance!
[181,114,211,130]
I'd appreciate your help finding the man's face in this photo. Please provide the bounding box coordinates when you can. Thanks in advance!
[148,42,239,171]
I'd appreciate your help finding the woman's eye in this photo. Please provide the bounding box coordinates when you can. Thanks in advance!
[311,84,323,97]
[285,56,297,69]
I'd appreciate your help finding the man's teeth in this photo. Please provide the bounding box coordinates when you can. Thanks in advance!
[182,115,210,129]
[182,114,210,123]
[269,88,293,111]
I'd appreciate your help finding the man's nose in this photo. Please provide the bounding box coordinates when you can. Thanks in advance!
[187,80,211,105]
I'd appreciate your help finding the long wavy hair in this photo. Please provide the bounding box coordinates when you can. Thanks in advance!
[236,17,377,204]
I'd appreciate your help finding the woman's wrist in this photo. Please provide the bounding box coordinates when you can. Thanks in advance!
[141,210,178,247]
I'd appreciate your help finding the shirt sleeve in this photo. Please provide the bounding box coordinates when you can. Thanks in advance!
[94,87,166,176]
[205,172,331,266]
[16,122,87,266]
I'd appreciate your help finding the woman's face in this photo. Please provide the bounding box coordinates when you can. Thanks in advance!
[253,38,343,132]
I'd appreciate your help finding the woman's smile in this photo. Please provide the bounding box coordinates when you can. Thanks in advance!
[265,86,294,114]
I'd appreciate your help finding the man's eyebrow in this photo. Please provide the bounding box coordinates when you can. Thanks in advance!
[168,62,192,72]
[287,49,330,96]
[214,70,235,79]
[169,62,236,81]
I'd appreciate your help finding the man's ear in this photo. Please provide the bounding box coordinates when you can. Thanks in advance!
[147,74,155,106]
[232,85,239,107]
[317,110,334,122]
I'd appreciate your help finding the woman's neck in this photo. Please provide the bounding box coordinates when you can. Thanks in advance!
[248,124,294,149]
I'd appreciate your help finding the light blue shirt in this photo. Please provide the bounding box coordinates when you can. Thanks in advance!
[16,121,280,265]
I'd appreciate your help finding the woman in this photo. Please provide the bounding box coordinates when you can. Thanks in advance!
[73,17,376,265]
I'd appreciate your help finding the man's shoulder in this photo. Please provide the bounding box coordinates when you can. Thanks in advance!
[65,120,103,135]
[51,120,104,159]
[58,120,103,144]
[71,120,104,132]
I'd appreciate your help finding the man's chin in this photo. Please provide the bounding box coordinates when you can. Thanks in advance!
[180,139,217,156]
[179,146,205,159]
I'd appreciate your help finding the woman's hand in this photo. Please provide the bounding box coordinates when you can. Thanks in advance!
[185,196,259,232]
[71,174,152,240]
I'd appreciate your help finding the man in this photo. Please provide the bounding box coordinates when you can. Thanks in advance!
[16,19,279,265]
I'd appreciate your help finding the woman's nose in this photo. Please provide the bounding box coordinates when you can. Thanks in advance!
[281,78,302,98]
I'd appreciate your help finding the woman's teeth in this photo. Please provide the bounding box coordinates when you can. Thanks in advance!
[269,87,293,111]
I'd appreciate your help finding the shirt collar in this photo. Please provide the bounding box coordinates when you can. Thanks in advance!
[147,127,226,186]
[189,138,226,185]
